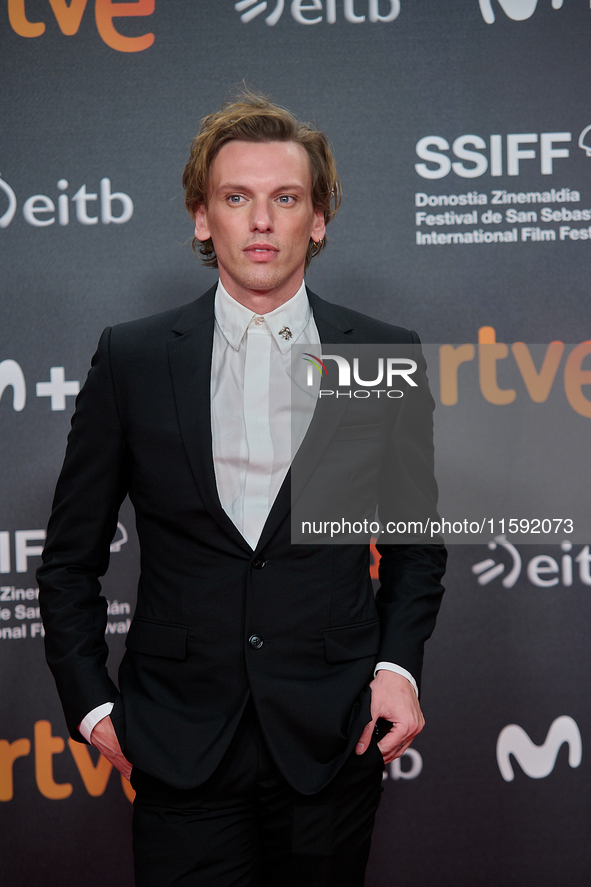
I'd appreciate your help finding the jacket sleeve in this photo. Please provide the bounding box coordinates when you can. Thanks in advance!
[375,333,446,693]
[37,327,130,741]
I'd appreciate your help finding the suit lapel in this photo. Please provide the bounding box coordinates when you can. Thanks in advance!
[167,286,252,553]
[255,289,357,554]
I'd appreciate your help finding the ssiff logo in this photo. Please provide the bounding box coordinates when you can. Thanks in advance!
[496,716,581,781]
[0,524,128,574]
[578,126,591,157]
[479,0,564,23]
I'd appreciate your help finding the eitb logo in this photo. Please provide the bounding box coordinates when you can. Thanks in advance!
[0,175,133,228]
[234,1,401,26]
[0,175,16,228]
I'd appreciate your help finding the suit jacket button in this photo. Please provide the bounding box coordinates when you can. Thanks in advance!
[249,635,264,649]
[252,558,266,569]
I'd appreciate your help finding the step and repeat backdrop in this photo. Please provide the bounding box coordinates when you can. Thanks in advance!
[1,2,590,885]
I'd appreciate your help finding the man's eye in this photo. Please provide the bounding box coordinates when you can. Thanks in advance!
[278,195,293,204]
[228,195,243,204]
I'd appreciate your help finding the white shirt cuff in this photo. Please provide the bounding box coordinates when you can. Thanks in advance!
[78,702,114,744]
[374,662,419,697]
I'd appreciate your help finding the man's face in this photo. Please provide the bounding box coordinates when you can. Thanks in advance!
[194,139,325,308]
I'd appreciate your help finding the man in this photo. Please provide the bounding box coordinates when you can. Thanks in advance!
[38,93,446,886]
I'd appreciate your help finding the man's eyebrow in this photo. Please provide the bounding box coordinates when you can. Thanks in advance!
[216,182,307,193]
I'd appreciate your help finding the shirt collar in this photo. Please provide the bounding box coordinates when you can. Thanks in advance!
[214,280,311,355]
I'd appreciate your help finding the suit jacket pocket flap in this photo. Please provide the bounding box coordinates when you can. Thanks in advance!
[125,617,188,660]
[322,619,380,663]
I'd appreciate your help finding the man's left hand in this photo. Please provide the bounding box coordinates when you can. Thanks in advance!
[355,670,424,764]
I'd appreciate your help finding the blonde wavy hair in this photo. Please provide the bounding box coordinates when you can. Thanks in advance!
[182,90,341,270]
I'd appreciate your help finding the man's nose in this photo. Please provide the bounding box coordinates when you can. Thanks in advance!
[250,199,273,232]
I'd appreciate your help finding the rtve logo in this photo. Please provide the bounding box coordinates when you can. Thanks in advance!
[0,176,133,229]
[234,0,400,25]
[7,0,154,52]
[479,0,564,25]
[440,328,591,418]
[0,719,134,803]
[497,716,581,782]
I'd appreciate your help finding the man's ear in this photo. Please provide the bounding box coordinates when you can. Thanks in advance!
[311,207,326,243]
[194,204,211,242]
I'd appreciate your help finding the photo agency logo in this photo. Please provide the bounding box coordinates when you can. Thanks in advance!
[496,716,581,782]
[234,0,400,25]
[479,0,564,24]
[303,351,418,398]
[0,176,133,229]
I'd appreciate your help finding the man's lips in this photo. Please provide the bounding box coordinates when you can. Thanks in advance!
[243,244,278,259]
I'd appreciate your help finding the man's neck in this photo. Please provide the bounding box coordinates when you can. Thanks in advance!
[218,272,305,315]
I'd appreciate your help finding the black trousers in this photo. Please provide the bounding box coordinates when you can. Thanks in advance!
[131,702,385,887]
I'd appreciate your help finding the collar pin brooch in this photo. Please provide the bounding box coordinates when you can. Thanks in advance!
[279,326,293,341]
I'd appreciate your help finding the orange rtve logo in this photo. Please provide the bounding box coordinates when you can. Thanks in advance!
[1,719,135,802]
[7,0,155,53]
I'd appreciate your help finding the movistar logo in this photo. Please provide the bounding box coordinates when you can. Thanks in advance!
[479,0,564,24]
[497,716,582,781]
[0,360,26,411]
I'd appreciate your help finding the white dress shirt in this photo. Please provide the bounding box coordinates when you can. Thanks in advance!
[78,281,416,743]
[211,279,319,549]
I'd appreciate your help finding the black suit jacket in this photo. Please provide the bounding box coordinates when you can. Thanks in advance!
[38,286,446,794]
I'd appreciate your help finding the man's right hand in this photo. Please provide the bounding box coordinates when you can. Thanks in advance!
[90,715,133,781]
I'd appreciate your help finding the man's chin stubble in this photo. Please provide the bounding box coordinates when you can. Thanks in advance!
[231,266,296,296]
